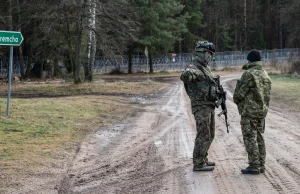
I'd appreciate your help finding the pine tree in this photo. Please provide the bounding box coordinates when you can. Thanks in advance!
[250,29,266,49]
[132,0,188,73]
[179,0,204,52]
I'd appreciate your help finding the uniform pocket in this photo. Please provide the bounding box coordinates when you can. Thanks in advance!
[240,117,251,135]
[209,84,218,101]
[240,117,250,125]
[241,117,258,136]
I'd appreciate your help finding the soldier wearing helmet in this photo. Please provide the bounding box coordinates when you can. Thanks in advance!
[180,41,218,171]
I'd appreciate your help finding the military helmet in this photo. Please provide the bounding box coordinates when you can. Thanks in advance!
[194,41,215,54]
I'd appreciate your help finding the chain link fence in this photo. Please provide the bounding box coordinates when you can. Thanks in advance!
[0,48,299,76]
[93,53,193,74]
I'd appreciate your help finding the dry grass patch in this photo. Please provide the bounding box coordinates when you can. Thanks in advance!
[0,79,163,97]
[23,81,160,96]
[269,74,300,112]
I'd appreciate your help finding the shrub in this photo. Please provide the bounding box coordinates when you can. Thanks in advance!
[289,61,300,75]
[109,67,124,74]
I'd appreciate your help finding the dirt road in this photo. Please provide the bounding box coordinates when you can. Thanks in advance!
[52,73,300,193]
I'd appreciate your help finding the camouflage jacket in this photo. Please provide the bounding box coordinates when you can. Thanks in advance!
[180,61,218,107]
[233,61,271,119]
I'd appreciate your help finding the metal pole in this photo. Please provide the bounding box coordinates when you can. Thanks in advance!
[7,46,13,117]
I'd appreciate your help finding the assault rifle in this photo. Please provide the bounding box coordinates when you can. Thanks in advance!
[214,75,229,133]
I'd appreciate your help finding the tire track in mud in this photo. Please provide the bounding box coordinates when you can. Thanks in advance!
[57,81,191,193]
[260,116,300,194]
[58,73,300,194]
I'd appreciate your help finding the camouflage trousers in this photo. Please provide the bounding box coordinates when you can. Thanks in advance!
[192,104,215,165]
[241,116,266,168]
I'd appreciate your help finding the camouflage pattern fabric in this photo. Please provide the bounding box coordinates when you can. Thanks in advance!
[241,117,266,168]
[233,61,271,119]
[180,58,218,108]
[233,61,271,170]
[192,105,215,165]
[180,53,217,166]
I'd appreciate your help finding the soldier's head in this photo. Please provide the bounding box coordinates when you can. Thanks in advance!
[193,41,215,66]
[247,49,261,62]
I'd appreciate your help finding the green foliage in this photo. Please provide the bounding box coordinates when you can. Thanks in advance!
[180,0,204,52]
[133,0,189,56]
[219,24,232,50]
[1,0,300,71]
[250,29,266,49]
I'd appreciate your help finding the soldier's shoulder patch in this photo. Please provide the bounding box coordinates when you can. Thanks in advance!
[185,64,197,70]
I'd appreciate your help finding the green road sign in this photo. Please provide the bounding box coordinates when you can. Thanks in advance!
[0,30,23,46]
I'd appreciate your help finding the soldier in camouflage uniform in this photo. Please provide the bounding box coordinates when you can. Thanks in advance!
[180,41,218,171]
[233,49,271,174]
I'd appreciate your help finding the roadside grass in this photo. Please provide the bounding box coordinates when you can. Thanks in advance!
[269,74,300,112]
[23,81,160,95]
[0,75,166,190]
[0,79,165,97]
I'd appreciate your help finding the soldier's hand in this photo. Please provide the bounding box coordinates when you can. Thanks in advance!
[180,70,192,82]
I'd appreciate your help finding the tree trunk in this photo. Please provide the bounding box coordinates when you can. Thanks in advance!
[88,32,96,81]
[18,46,24,79]
[38,51,45,79]
[243,0,247,50]
[7,0,13,79]
[149,54,153,73]
[278,0,283,49]
[234,11,238,50]
[266,0,271,48]
[84,0,96,82]
[127,45,133,74]
[209,5,212,42]
[8,0,13,30]
[214,13,219,49]
[63,2,74,74]
[74,22,83,84]
[25,48,32,78]
[17,0,25,79]
[53,58,61,77]
[73,0,84,84]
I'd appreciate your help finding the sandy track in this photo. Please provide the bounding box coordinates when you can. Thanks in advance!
[53,73,300,194]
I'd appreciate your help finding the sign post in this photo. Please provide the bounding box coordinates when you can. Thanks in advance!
[0,31,23,46]
[172,53,176,62]
[7,46,13,117]
[0,30,24,117]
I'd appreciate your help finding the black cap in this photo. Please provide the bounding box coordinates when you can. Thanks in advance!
[247,49,261,62]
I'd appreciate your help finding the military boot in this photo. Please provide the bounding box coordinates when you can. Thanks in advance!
[260,166,265,173]
[193,164,214,171]
[241,167,260,175]
[205,158,216,166]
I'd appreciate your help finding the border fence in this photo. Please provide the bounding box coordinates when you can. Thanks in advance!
[0,48,299,76]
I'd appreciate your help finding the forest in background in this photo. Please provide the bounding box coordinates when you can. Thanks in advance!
[0,0,299,82]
